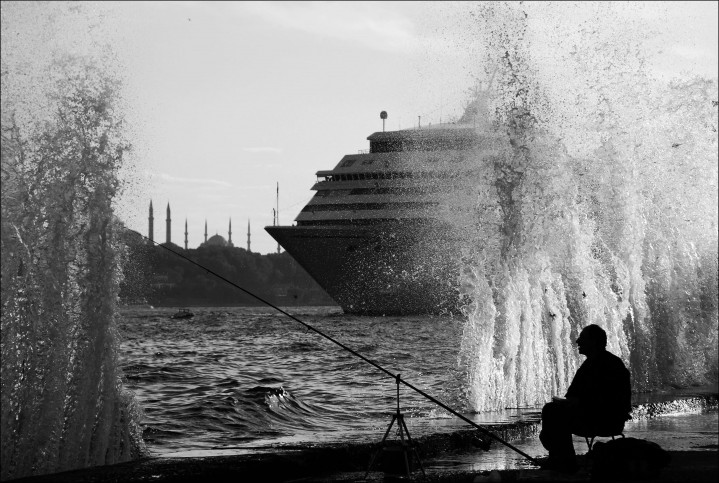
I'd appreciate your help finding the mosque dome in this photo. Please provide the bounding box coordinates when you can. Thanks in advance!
[204,234,228,247]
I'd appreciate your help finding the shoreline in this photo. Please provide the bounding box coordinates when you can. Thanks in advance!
[8,449,718,483]
[8,393,717,483]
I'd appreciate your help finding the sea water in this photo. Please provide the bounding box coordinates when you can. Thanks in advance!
[119,305,717,464]
[119,306,470,453]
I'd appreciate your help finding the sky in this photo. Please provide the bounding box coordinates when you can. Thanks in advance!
[112,1,474,253]
[2,1,718,253]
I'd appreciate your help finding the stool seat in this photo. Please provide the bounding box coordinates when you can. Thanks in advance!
[574,422,626,452]
[582,432,624,451]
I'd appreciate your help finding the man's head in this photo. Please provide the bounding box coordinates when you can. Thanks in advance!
[576,324,607,357]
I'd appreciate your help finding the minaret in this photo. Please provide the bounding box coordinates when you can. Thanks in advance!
[228,218,233,247]
[247,219,251,252]
[204,220,208,243]
[166,202,171,244]
[184,219,188,250]
[148,200,154,243]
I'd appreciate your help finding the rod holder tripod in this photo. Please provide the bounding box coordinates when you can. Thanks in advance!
[366,374,426,479]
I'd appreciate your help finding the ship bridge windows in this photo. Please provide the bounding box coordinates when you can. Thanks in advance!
[369,136,477,153]
[314,190,345,198]
[317,170,462,183]
[366,171,413,180]
[349,188,372,195]
[349,186,442,195]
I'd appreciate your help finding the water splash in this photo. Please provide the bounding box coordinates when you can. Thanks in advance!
[455,2,718,412]
[1,4,145,479]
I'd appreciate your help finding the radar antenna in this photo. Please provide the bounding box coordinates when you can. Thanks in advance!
[380,110,387,132]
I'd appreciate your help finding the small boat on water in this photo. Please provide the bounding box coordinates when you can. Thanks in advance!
[170,308,194,319]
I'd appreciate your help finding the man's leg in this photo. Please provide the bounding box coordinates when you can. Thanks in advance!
[539,401,577,468]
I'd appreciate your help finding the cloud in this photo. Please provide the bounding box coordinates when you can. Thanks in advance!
[236,2,419,53]
[156,172,233,188]
[202,184,273,194]
[669,45,715,62]
[242,147,283,154]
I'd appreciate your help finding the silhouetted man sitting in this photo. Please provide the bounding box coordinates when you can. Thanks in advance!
[539,324,631,472]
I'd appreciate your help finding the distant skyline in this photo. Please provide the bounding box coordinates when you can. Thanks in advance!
[3,2,717,253]
[146,199,242,249]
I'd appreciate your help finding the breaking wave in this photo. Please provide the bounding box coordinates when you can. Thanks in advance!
[1,3,145,479]
[454,2,718,412]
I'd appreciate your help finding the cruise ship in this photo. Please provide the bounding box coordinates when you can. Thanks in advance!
[266,105,505,315]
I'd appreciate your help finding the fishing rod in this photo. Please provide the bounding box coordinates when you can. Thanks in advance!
[132,231,540,465]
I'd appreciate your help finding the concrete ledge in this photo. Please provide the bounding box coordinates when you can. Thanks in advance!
[8,394,717,483]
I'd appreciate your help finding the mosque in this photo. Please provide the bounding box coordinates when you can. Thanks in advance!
[148,201,251,251]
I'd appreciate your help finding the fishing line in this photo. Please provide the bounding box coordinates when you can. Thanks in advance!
[132,231,540,465]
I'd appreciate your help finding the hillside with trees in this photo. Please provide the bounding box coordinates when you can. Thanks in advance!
[119,230,335,307]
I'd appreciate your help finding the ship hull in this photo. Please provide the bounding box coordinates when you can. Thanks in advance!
[266,222,461,315]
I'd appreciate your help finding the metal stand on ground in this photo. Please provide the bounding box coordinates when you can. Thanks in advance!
[365,374,426,480]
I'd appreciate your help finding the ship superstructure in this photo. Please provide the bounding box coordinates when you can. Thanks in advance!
[266,122,509,315]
